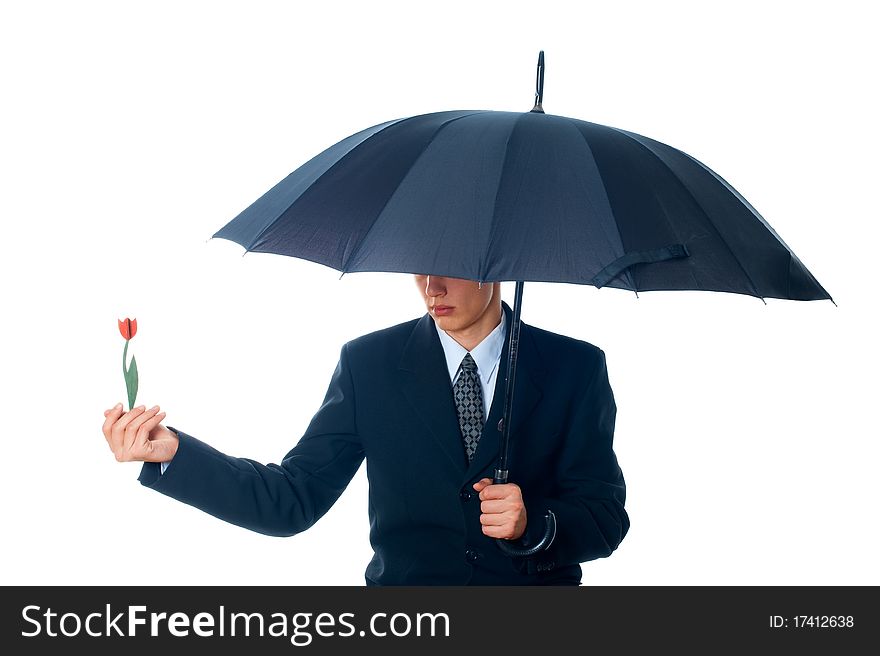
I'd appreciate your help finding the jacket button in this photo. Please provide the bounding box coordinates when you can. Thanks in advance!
[465,549,478,563]
[460,490,472,502]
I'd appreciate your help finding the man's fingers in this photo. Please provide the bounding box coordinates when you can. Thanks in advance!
[110,406,144,459]
[472,478,493,492]
[478,485,504,500]
[474,482,527,541]
[136,411,167,446]
[102,403,123,423]
[144,430,177,463]
[144,411,167,436]
[478,482,522,501]
[101,403,125,445]
[111,406,146,448]
[481,525,512,539]
[101,402,171,462]
[124,406,161,452]
[480,499,514,514]
[104,405,163,461]
[479,512,508,526]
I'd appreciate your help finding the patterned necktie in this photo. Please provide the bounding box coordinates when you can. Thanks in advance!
[453,353,484,462]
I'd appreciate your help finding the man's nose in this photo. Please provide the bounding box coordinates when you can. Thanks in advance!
[425,275,446,296]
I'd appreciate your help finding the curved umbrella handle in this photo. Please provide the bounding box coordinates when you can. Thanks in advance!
[494,509,556,558]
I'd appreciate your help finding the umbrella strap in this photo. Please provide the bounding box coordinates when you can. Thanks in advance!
[590,244,690,288]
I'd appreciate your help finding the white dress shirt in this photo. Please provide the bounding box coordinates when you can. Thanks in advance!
[160,310,508,475]
[434,310,507,419]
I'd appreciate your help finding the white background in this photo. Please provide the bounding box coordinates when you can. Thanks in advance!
[1,0,876,586]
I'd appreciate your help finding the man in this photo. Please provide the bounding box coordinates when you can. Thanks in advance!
[102,275,629,585]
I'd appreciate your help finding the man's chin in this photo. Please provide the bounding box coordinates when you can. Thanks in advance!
[431,315,458,331]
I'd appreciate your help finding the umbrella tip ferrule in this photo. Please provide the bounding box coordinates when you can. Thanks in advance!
[531,50,545,114]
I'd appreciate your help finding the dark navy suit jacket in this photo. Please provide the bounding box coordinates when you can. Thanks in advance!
[138,302,629,585]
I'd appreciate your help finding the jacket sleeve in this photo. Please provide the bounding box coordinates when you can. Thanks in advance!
[516,348,629,572]
[137,343,365,537]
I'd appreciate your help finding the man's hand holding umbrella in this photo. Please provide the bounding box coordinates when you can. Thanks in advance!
[473,478,528,541]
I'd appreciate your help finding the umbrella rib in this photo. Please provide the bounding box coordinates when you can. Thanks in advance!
[605,125,766,301]
[339,110,491,274]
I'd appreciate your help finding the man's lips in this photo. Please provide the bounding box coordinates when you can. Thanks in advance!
[432,305,454,315]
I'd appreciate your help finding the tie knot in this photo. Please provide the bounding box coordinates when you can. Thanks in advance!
[460,352,478,374]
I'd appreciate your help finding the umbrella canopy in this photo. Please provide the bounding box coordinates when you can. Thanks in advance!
[211,52,832,557]
[214,110,830,303]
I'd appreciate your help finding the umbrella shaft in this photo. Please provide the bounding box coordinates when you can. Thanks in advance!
[495,280,524,485]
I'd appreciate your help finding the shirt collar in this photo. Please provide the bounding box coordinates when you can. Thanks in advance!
[434,310,507,383]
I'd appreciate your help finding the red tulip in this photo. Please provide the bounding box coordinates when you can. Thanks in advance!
[118,318,138,341]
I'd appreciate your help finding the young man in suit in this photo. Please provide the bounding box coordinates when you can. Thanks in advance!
[102,275,629,585]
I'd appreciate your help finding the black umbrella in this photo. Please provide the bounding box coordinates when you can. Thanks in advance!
[212,51,832,557]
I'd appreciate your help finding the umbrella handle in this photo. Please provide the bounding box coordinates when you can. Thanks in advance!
[494,509,556,558]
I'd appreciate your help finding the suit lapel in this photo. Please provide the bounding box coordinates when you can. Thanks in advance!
[398,313,468,475]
